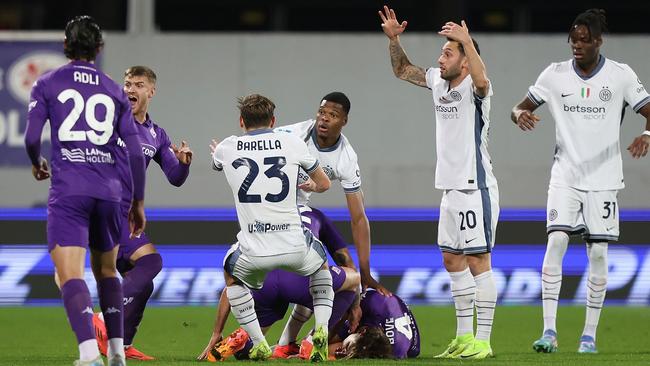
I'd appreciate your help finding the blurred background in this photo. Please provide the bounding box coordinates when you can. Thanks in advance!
[0,1,648,306]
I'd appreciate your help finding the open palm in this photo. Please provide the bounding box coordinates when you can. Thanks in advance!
[378,5,407,39]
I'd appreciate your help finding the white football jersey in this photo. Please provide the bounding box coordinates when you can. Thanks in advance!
[275,120,362,205]
[213,128,319,256]
[425,68,497,190]
[528,56,650,190]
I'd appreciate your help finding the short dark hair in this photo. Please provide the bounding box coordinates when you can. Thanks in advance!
[569,9,608,41]
[237,94,276,129]
[346,327,393,359]
[321,92,351,115]
[124,66,157,85]
[64,15,104,61]
[446,37,480,56]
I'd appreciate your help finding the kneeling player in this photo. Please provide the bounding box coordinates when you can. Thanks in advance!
[197,266,360,361]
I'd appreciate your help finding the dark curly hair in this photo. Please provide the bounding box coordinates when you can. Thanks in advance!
[64,15,104,61]
[568,9,608,41]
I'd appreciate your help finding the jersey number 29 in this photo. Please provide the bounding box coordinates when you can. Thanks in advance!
[233,156,289,203]
[57,89,115,145]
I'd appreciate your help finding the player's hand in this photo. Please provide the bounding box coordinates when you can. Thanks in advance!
[209,139,220,155]
[361,272,392,296]
[298,178,318,192]
[31,157,50,181]
[128,199,146,239]
[438,21,472,45]
[627,134,650,158]
[347,304,362,333]
[515,110,540,131]
[172,140,193,165]
[378,5,407,40]
[197,333,223,361]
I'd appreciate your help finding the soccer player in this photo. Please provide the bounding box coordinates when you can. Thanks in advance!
[208,94,333,361]
[24,15,146,366]
[197,266,359,361]
[271,92,390,357]
[511,9,650,354]
[92,66,193,360]
[331,290,420,360]
[379,6,499,359]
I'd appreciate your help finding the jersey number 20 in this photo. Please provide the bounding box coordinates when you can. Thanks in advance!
[233,156,289,203]
[57,89,115,146]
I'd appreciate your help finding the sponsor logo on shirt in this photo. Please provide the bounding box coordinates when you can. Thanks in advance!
[142,143,157,158]
[60,148,114,164]
[247,220,291,234]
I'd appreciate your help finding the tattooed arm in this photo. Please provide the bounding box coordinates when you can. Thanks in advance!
[379,5,427,88]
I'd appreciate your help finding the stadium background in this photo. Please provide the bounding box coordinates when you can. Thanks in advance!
[0,0,649,312]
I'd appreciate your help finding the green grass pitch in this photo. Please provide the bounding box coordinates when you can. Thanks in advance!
[1,305,649,366]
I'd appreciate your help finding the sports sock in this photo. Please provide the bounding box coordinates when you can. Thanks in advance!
[583,242,608,340]
[309,268,334,330]
[122,253,162,345]
[474,270,497,342]
[226,285,265,345]
[449,267,476,337]
[542,231,568,333]
[61,279,100,361]
[278,305,313,346]
[98,277,124,359]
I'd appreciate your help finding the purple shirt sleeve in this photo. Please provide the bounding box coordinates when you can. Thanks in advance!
[116,93,146,201]
[24,79,49,166]
[154,128,189,187]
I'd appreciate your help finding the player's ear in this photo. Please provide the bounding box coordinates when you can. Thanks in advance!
[149,85,156,98]
[239,117,245,130]
[269,116,276,128]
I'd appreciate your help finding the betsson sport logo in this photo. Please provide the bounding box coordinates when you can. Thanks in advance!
[247,220,291,234]
[7,52,67,105]
[561,86,611,119]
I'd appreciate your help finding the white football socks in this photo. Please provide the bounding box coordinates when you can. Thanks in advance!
[226,284,265,344]
[541,231,569,333]
[474,270,497,342]
[583,242,608,340]
[278,304,313,346]
[309,269,334,330]
[449,267,476,337]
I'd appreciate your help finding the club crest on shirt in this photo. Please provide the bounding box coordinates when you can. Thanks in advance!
[323,165,335,180]
[548,209,558,221]
[438,90,462,104]
[599,87,612,102]
[149,127,157,138]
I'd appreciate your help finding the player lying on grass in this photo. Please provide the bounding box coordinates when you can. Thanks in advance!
[197,266,360,361]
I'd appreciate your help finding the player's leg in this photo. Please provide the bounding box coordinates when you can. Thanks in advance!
[121,243,161,360]
[222,245,271,360]
[435,190,475,358]
[89,199,126,366]
[459,186,499,359]
[534,185,582,353]
[48,196,103,365]
[578,190,617,353]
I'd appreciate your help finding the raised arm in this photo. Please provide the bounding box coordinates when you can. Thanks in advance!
[378,5,427,88]
[300,165,331,193]
[438,21,489,96]
[155,135,191,187]
[511,96,541,131]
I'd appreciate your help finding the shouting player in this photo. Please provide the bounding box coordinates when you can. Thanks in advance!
[379,6,499,359]
[206,94,332,361]
[24,15,146,366]
[511,9,650,354]
[92,66,193,360]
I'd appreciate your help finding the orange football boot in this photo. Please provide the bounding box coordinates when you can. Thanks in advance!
[271,342,300,359]
[125,345,155,361]
[92,313,108,356]
[209,328,250,361]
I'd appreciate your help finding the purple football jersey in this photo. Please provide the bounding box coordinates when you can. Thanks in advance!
[26,60,138,202]
[360,291,420,359]
[118,115,189,205]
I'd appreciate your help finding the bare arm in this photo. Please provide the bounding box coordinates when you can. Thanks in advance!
[511,96,541,131]
[379,6,427,88]
[438,21,489,96]
[345,190,392,296]
[627,103,650,158]
[197,289,231,360]
[301,165,331,193]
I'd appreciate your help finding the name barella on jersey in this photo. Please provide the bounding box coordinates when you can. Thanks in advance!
[528,56,650,190]
[212,129,320,256]
[426,68,497,190]
[275,120,361,205]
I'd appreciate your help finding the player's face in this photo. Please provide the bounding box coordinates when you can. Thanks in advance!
[124,75,155,116]
[437,41,464,81]
[569,25,601,67]
[316,101,347,140]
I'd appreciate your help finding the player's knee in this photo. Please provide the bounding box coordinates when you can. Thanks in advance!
[547,231,569,257]
[589,243,608,264]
